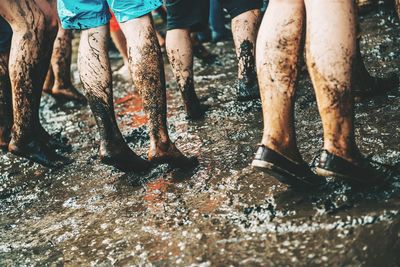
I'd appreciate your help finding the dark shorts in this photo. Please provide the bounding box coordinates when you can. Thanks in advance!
[0,17,12,53]
[220,0,262,19]
[165,0,209,31]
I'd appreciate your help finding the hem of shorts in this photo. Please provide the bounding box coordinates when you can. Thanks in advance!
[115,5,161,24]
[60,13,111,30]
[229,5,261,19]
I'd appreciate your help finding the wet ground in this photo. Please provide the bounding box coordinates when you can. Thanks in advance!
[1,7,400,267]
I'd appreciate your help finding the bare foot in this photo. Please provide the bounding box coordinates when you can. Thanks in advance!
[48,85,87,104]
[99,140,152,172]
[181,83,206,120]
[148,142,198,168]
[8,138,72,168]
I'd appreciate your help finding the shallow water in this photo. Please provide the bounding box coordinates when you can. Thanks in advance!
[1,7,400,266]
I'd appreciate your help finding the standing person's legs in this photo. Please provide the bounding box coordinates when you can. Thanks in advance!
[0,0,68,166]
[119,14,197,166]
[78,25,151,171]
[221,0,262,101]
[255,0,304,163]
[166,28,203,119]
[251,0,323,187]
[305,0,358,162]
[46,27,86,102]
[165,0,209,120]
[305,0,384,184]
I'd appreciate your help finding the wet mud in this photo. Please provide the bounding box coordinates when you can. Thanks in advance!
[1,8,400,266]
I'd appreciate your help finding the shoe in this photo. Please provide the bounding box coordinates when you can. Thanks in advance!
[251,145,325,187]
[315,150,388,186]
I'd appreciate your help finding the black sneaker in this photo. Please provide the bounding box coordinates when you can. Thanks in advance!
[315,150,388,186]
[251,145,325,187]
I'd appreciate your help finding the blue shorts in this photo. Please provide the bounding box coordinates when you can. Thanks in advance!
[57,0,162,30]
[0,17,12,53]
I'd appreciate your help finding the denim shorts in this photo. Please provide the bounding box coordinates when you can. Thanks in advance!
[57,0,162,29]
[0,16,12,53]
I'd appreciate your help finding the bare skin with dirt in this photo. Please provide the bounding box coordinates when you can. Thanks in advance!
[0,0,68,167]
[232,9,261,100]
[0,4,399,266]
[166,29,203,120]
[44,28,86,104]
[120,15,196,168]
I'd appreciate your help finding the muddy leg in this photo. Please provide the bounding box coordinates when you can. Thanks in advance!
[0,51,12,151]
[396,0,400,19]
[0,0,69,167]
[78,25,150,172]
[120,15,197,168]
[166,28,203,120]
[32,0,71,150]
[48,28,86,103]
[232,9,261,101]
[257,0,305,163]
[305,0,360,162]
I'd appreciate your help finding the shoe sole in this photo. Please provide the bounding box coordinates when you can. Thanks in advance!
[315,167,368,186]
[252,159,311,187]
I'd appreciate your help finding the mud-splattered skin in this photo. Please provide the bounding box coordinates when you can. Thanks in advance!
[78,25,150,172]
[0,0,68,167]
[120,15,196,167]
[166,29,203,120]
[305,0,360,162]
[232,9,261,99]
[257,0,361,163]
[0,52,12,150]
[397,0,400,19]
[44,28,86,103]
[256,2,305,163]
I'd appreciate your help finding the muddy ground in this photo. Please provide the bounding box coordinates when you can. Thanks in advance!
[1,7,400,267]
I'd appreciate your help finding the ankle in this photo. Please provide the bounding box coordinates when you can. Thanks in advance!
[323,144,361,163]
[261,140,303,163]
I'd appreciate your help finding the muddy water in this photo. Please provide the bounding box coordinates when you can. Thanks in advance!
[1,8,400,266]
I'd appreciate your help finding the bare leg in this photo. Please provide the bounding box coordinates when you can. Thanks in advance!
[110,28,132,80]
[0,0,68,167]
[120,15,197,167]
[257,0,305,163]
[47,28,86,103]
[231,9,261,101]
[396,0,400,19]
[305,0,359,162]
[166,28,203,120]
[0,52,11,151]
[33,0,71,150]
[110,28,129,66]
[78,25,150,172]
